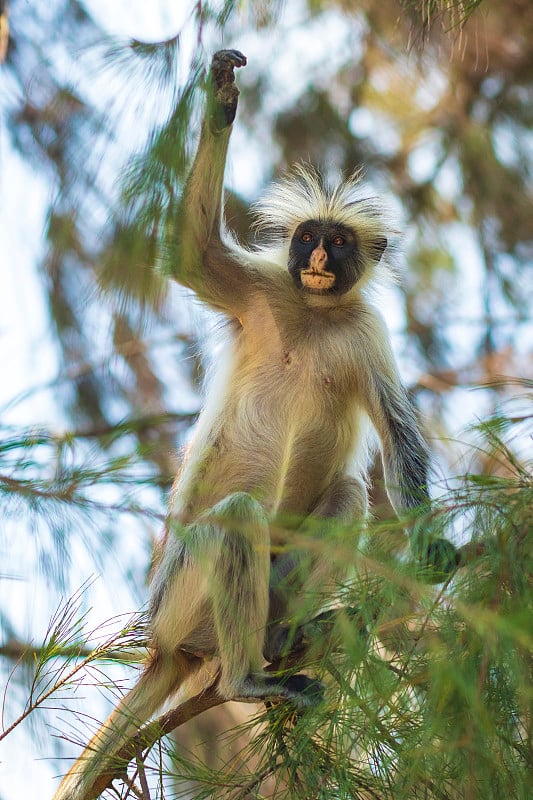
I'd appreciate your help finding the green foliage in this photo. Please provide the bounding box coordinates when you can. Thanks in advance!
[99,61,204,309]
[2,402,530,798]
[158,406,531,800]
[0,585,147,746]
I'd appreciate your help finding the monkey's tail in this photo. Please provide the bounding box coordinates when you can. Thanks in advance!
[52,651,197,800]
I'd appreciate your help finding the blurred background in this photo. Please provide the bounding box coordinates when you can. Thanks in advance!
[0,1,531,797]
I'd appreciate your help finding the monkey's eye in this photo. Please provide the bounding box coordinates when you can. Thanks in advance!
[301,232,314,243]
[332,235,346,247]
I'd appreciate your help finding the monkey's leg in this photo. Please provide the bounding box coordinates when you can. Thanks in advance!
[204,492,324,707]
[265,475,368,663]
[52,650,199,800]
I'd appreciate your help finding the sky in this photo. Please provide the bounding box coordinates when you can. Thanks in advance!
[0,4,195,797]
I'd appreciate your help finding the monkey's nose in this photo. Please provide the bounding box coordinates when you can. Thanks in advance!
[309,243,328,271]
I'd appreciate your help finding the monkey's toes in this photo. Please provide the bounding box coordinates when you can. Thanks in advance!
[285,674,325,706]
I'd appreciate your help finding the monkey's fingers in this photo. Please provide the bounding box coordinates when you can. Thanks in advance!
[209,49,247,130]
[211,49,247,88]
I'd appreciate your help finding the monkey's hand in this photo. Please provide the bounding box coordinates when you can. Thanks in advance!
[416,535,461,583]
[209,49,247,131]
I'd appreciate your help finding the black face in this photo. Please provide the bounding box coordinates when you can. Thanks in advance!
[288,220,364,296]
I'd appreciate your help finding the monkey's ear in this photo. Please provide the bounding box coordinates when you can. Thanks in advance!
[370,236,388,262]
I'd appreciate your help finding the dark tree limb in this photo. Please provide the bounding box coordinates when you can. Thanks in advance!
[82,681,226,799]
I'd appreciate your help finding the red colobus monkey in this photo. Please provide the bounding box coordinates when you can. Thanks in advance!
[53,50,457,800]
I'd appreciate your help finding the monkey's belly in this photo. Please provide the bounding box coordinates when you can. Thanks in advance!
[178,406,356,521]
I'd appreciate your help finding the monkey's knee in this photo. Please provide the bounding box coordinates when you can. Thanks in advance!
[314,475,368,522]
[204,491,268,533]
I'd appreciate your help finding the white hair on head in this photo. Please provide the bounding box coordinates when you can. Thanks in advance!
[247,164,400,288]
[252,163,395,239]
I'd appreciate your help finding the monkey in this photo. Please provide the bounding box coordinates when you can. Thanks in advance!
[52,49,459,800]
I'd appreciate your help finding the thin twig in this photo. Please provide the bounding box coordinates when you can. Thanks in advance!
[0,640,143,664]
[135,742,152,800]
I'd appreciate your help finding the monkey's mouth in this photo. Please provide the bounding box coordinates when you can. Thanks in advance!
[300,270,336,291]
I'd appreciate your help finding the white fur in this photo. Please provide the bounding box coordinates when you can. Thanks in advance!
[211,166,399,303]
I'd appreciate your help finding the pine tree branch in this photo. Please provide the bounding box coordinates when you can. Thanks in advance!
[55,545,491,799]
[85,681,226,799]
[59,608,359,800]
[61,411,198,440]
[0,639,143,664]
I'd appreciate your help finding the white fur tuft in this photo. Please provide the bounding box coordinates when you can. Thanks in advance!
[243,164,400,289]
[252,164,395,238]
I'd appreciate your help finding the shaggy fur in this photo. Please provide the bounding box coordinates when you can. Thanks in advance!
[52,50,452,800]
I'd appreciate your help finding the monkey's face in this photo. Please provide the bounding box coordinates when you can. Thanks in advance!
[288,220,363,296]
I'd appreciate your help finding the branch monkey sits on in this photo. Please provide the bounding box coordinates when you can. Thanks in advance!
[52,49,458,800]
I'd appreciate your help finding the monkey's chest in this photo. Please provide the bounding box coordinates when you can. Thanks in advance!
[176,329,362,520]
[214,346,359,512]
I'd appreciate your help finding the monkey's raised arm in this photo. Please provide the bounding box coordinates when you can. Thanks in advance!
[164,50,253,311]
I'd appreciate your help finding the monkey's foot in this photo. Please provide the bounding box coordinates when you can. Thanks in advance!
[232,673,325,709]
[209,49,247,129]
